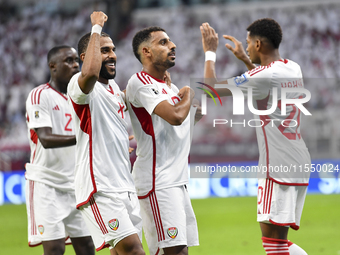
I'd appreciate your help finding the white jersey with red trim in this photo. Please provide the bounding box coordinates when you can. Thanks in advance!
[126,71,195,198]
[227,59,311,185]
[67,72,135,208]
[25,83,75,191]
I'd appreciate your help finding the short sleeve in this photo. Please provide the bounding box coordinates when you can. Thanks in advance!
[67,72,92,105]
[127,75,168,115]
[171,83,179,94]
[26,90,52,130]
[227,68,272,100]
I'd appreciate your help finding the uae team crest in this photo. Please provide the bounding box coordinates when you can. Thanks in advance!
[108,219,119,231]
[167,227,178,239]
[38,225,44,235]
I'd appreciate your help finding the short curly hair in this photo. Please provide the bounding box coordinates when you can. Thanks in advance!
[247,18,282,49]
[77,31,110,60]
[132,26,166,63]
[47,45,71,64]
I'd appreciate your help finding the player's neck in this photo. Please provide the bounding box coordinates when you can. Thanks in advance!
[142,66,165,81]
[49,79,67,94]
[98,76,109,84]
[260,51,281,66]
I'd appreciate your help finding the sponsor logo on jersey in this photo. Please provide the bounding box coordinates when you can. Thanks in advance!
[38,225,44,235]
[162,88,167,94]
[35,111,39,118]
[108,219,119,231]
[167,227,178,239]
[52,105,60,110]
[151,88,159,95]
[234,74,249,86]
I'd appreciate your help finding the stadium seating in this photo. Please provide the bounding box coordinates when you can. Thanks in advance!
[1,1,339,169]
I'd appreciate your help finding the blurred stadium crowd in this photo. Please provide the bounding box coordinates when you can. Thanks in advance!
[1,0,339,169]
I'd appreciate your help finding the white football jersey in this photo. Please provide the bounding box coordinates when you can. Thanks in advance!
[25,83,75,191]
[126,71,195,198]
[227,59,311,185]
[68,72,135,208]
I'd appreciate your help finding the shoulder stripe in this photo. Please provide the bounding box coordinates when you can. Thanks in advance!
[31,89,35,105]
[32,88,39,105]
[142,71,165,84]
[248,59,288,77]
[37,85,48,104]
[248,66,266,77]
[31,84,48,105]
[142,72,152,84]
[137,72,147,85]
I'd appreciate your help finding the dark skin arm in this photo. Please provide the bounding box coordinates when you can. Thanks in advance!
[36,127,76,149]
[223,34,255,71]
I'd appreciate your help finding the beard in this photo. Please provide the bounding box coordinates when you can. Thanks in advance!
[154,58,175,70]
[99,61,116,80]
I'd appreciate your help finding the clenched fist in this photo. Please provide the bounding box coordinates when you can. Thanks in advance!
[90,11,108,27]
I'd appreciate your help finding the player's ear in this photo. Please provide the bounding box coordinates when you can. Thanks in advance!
[255,38,261,51]
[142,46,151,59]
[80,52,86,62]
[49,62,56,72]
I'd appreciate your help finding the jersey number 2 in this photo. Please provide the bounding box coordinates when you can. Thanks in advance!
[277,97,302,140]
[65,113,72,131]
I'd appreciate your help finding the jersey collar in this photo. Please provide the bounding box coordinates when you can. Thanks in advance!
[141,71,166,83]
[46,83,68,101]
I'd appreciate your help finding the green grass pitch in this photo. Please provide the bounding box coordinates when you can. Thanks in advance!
[0,194,339,254]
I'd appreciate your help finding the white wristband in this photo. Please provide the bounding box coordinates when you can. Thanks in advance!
[91,24,102,35]
[205,51,216,62]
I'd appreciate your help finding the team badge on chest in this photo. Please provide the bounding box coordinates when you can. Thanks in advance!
[167,227,178,239]
[108,219,119,231]
[35,111,39,118]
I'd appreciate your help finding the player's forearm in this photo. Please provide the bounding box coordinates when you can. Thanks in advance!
[79,33,102,94]
[39,134,76,149]
[204,60,218,87]
[172,90,195,125]
[36,127,76,148]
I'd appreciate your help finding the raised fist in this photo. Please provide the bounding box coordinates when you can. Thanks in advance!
[90,11,108,27]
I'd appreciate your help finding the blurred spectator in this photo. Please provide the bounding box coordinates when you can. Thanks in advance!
[1,1,340,169]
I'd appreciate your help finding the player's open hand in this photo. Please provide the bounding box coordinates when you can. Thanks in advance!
[223,35,249,62]
[200,22,218,53]
[90,11,108,27]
